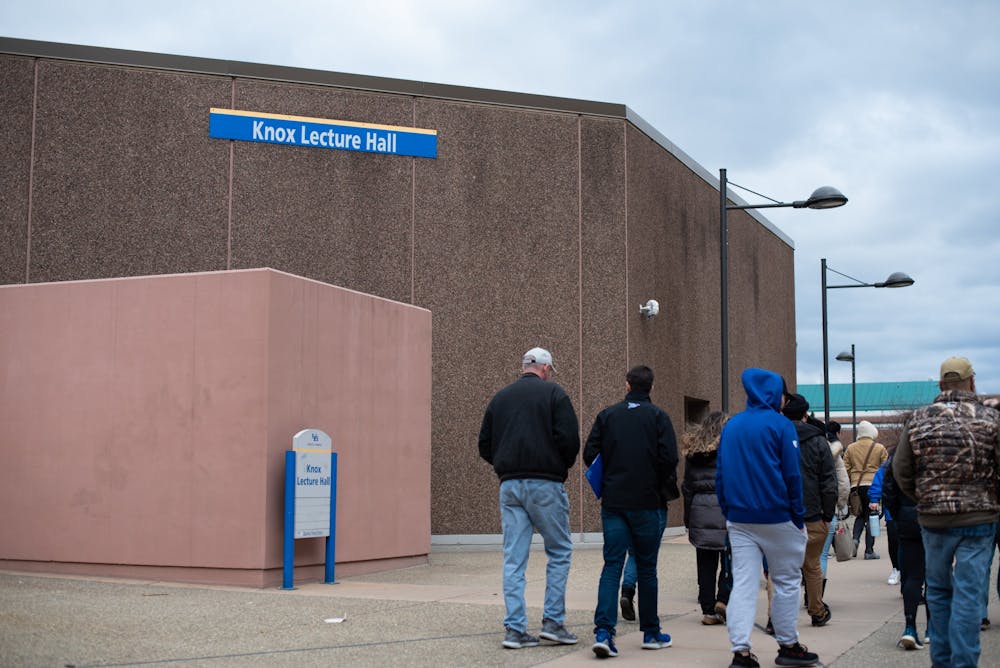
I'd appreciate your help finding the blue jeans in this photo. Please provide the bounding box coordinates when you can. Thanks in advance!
[820,515,836,577]
[595,507,663,635]
[923,521,997,668]
[621,507,667,591]
[499,479,572,633]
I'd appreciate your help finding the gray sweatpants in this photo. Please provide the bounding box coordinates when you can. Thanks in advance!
[726,520,807,652]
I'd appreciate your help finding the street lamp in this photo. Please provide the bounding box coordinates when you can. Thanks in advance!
[719,169,848,411]
[836,345,856,439]
[821,259,914,426]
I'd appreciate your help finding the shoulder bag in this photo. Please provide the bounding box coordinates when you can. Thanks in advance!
[833,522,854,561]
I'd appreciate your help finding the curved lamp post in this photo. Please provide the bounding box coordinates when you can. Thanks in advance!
[836,345,856,438]
[822,259,914,426]
[719,169,847,411]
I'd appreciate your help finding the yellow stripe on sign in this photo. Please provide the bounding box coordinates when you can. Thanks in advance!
[210,108,437,136]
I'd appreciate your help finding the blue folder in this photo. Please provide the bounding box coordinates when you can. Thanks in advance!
[584,454,603,498]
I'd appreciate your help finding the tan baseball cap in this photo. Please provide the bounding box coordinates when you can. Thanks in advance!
[940,356,974,382]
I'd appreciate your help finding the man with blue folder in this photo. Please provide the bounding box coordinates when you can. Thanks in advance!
[583,365,678,658]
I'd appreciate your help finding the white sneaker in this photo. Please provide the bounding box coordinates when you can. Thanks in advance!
[887,568,900,585]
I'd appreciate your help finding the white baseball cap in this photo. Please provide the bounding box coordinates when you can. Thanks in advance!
[522,347,555,372]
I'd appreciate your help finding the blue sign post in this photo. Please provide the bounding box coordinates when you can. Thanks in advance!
[282,429,337,590]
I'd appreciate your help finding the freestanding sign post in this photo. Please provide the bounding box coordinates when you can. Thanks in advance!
[282,429,337,590]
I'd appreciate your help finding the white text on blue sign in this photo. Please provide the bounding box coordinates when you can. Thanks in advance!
[209,108,437,158]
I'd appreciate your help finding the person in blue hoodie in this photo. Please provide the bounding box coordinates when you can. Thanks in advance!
[716,368,819,668]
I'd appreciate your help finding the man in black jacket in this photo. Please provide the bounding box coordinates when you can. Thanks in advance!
[782,394,837,627]
[583,365,678,658]
[478,347,581,650]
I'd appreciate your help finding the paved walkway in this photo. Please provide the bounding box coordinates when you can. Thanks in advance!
[2,530,999,667]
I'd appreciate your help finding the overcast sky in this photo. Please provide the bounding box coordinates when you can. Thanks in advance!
[4,1,999,394]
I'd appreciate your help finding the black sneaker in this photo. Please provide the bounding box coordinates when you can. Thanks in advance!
[982,618,991,631]
[810,603,832,627]
[620,591,636,621]
[729,651,760,667]
[776,642,819,666]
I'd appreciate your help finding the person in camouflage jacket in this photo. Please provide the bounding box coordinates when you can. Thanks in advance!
[893,356,1000,668]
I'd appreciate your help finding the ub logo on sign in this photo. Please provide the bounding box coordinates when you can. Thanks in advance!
[291,429,333,538]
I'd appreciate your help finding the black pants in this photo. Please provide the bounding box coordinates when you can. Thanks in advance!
[852,485,876,554]
[897,510,927,629]
[886,519,899,569]
[995,523,1000,601]
[695,546,732,614]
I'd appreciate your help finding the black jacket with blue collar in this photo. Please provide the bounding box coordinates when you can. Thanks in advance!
[583,390,679,510]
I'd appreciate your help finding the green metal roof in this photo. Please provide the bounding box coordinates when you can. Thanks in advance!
[798,381,939,414]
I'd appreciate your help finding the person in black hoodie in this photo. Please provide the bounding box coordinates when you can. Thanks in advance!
[478,347,581,650]
[881,447,929,650]
[583,365,678,658]
[781,394,837,628]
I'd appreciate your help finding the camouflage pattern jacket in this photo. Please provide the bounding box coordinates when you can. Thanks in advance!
[893,390,1000,529]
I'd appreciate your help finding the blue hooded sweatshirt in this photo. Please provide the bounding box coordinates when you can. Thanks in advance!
[715,368,805,529]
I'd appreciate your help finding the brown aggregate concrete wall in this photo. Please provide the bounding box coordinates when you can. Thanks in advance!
[0,43,796,543]
[0,56,34,286]
[231,80,417,301]
[725,208,798,392]
[26,61,232,282]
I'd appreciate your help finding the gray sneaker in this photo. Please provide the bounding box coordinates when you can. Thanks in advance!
[540,618,579,644]
[503,626,540,649]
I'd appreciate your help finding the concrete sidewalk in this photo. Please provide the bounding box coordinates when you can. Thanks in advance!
[2,530,999,667]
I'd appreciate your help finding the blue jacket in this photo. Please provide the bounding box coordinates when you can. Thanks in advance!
[868,462,893,521]
[716,368,805,528]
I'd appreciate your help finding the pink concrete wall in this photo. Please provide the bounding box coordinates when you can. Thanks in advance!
[0,269,432,586]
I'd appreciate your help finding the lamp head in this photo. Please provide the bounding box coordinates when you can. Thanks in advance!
[876,271,915,288]
[801,186,848,209]
[836,351,855,362]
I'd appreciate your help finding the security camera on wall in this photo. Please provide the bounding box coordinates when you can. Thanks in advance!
[639,299,659,319]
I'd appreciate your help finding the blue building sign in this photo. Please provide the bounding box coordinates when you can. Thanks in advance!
[209,108,437,158]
